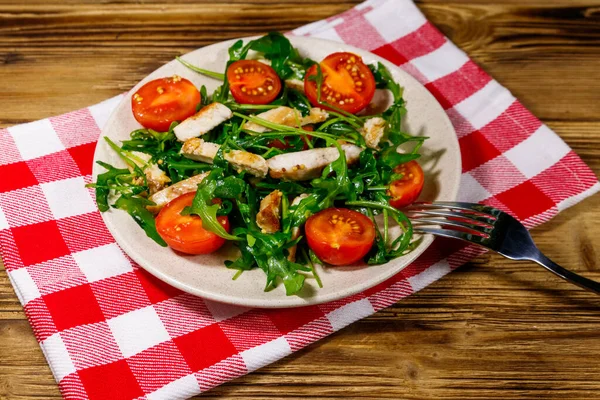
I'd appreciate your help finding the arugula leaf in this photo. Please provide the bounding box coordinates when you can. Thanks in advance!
[225,242,256,271]
[187,169,242,241]
[368,62,411,145]
[113,196,167,247]
[176,56,224,81]
[214,175,246,199]
[345,199,414,263]
[200,85,209,107]
[283,193,322,233]
[313,140,353,208]
[229,39,253,61]
[121,127,175,155]
[92,162,131,212]
[369,62,402,100]
[267,254,305,295]
[378,145,420,169]
[286,89,312,116]
[248,32,312,80]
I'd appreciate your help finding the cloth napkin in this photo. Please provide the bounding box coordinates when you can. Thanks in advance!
[1,0,598,398]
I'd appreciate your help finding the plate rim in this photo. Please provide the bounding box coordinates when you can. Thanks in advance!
[92,35,461,308]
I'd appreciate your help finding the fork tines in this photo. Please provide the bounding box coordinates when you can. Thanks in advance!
[405,202,499,239]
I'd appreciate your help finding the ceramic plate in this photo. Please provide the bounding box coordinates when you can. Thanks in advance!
[92,36,461,308]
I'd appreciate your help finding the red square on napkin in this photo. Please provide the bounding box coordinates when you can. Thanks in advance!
[68,142,97,176]
[12,221,70,266]
[495,181,555,220]
[44,284,105,331]
[174,324,237,372]
[0,162,38,193]
[78,360,144,400]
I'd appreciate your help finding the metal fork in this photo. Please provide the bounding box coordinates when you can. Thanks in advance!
[406,201,600,294]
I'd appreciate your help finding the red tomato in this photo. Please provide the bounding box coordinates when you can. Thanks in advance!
[131,76,201,132]
[268,125,313,150]
[304,52,376,114]
[156,192,230,255]
[227,60,281,104]
[305,208,375,266]
[389,160,425,209]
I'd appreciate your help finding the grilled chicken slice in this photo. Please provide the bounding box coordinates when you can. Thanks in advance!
[180,138,220,164]
[267,143,362,181]
[256,190,283,234]
[174,102,233,142]
[144,164,171,195]
[284,79,305,92]
[287,193,309,262]
[223,150,268,178]
[242,106,328,133]
[301,107,328,126]
[360,117,387,149]
[243,106,300,133]
[147,172,208,213]
[180,138,268,178]
[129,151,171,195]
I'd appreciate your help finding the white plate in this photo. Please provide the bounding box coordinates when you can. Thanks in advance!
[92,36,461,308]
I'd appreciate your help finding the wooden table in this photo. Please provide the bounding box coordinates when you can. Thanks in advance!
[1,1,599,398]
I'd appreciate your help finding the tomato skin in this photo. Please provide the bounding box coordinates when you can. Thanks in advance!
[132,76,201,132]
[305,208,375,266]
[156,192,230,255]
[227,60,281,104]
[304,52,376,114]
[389,160,425,209]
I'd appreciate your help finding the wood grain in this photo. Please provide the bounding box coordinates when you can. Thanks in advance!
[1,1,600,399]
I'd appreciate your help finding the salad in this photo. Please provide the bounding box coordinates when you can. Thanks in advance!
[90,32,427,296]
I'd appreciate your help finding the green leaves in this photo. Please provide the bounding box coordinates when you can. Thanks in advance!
[186,169,242,241]
[286,89,312,116]
[176,56,224,81]
[214,175,247,199]
[369,62,402,100]
[114,196,167,247]
[91,162,132,212]
[283,193,322,234]
[248,32,314,80]
[228,39,253,61]
[345,199,414,264]
[121,127,175,155]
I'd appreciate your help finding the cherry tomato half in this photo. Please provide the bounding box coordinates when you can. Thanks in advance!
[131,76,201,132]
[388,160,425,209]
[304,52,376,114]
[156,192,230,255]
[227,60,282,104]
[305,208,375,266]
[268,125,313,150]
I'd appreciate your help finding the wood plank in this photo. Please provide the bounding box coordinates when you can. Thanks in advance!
[0,2,599,125]
[1,1,600,399]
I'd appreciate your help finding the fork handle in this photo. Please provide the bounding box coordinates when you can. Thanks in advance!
[532,253,600,295]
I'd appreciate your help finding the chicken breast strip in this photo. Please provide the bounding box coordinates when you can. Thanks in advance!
[129,151,171,195]
[256,190,283,234]
[242,106,328,133]
[287,193,309,262]
[147,172,209,213]
[180,138,268,178]
[174,102,233,142]
[360,117,387,149]
[284,79,305,92]
[267,143,362,181]
[224,150,269,178]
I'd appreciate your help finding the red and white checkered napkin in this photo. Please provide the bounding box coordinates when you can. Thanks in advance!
[1,0,598,398]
